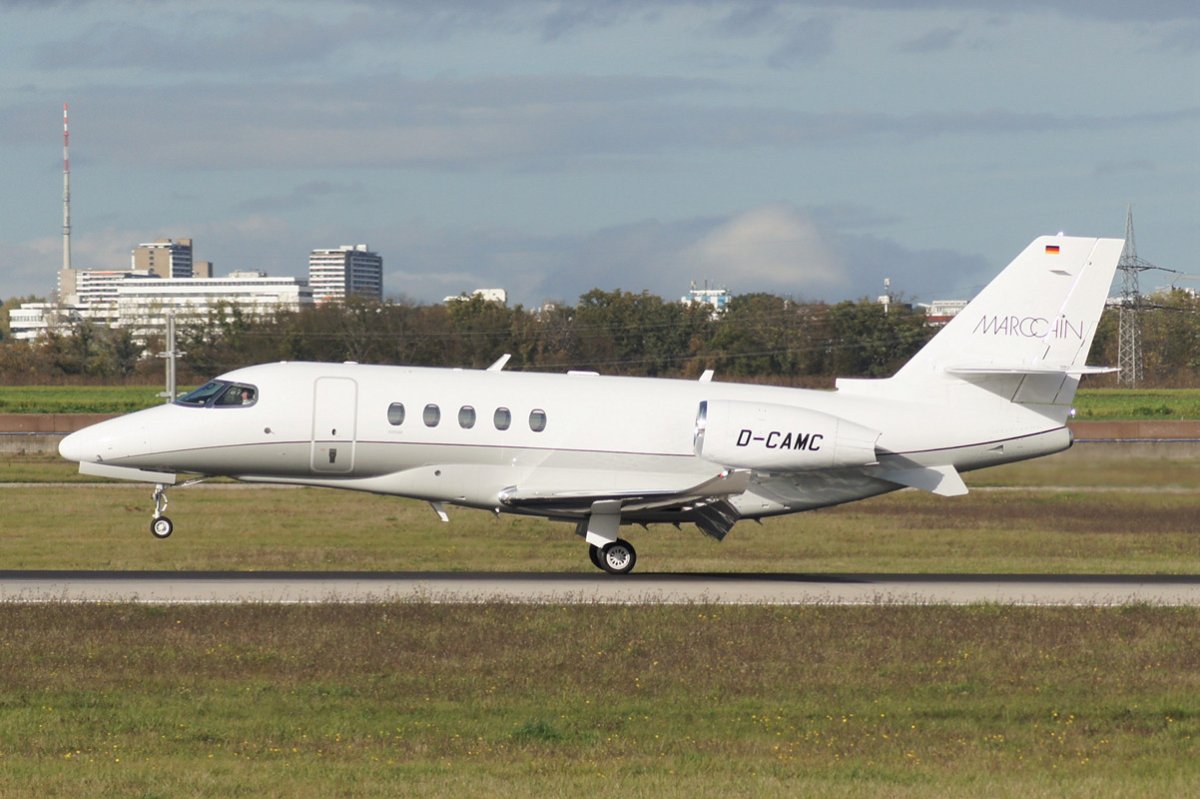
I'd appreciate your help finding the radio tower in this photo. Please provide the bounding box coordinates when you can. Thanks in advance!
[62,102,72,273]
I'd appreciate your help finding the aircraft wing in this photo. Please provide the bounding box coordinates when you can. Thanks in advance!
[498,469,751,540]
[498,468,751,514]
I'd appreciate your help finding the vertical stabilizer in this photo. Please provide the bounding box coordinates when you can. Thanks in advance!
[893,235,1123,382]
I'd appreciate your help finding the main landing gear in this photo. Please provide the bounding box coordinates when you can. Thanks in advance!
[578,501,637,575]
[588,539,637,575]
[150,483,173,539]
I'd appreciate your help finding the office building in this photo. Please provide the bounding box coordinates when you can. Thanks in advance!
[116,272,312,336]
[132,238,195,279]
[309,245,383,303]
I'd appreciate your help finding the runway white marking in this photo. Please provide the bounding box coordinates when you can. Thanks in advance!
[2,572,1199,606]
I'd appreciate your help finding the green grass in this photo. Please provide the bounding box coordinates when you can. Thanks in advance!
[3,385,1200,418]
[0,604,1197,797]
[0,479,1195,574]
[1,442,1197,796]
[2,442,1198,573]
[0,385,166,414]
[3,439,1198,573]
[1072,388,1200,420]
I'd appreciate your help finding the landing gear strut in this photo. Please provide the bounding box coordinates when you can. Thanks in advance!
[150,483,173,539]
[579,501,637,575]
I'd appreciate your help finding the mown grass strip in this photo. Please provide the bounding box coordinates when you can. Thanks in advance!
[0,604,1196,798]
[0,479,1196,574]
[0,385,165,414]
[1072,388,1200,420]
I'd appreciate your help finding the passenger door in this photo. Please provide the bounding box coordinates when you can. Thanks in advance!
[311,377,357,473]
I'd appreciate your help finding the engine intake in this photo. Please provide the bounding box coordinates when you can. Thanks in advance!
[695,399,879,471]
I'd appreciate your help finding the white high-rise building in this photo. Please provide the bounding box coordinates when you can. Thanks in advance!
[59,268,156,326]
[8,303,58,341]
[116,272,312,337]
[309,245,383,303]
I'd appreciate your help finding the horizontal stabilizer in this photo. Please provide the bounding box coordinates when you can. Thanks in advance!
[80,461,177,485]
[874,463,968,497]
[945,364,1117,376]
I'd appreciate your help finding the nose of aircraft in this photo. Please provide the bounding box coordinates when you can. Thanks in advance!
[59,425,101,463]
[57,403,184,466]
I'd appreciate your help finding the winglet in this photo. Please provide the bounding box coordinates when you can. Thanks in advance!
[487,354,512,372]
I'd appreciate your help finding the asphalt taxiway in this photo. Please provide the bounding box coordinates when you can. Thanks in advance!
[2,570,1199,606]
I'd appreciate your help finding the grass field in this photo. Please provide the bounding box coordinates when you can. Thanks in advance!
[1,443,1196,796]
[3,384,1200,418]
[0,604,1197,798]
[1,444,1197,574]
[0,385,164,414]
[1071,388,1200,421]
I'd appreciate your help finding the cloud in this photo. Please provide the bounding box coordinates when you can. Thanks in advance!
[6,77,1190,177]
[828,232,993,303]
[897,24,965,53]
[234,181,368,214]
[416,203,998,309]
[1160,21,1200,51]
[686,205,847,292]
[766,16,836,68]
[396,204,865,305]
[1091,159,1156,178]
[32,12,343,73]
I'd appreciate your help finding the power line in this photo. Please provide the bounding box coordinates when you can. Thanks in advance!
[1117,206,1180,387]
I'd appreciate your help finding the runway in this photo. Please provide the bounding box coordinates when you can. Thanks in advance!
[3,570,1200,606]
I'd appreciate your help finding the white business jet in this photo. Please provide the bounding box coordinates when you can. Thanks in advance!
[59,235,1122,574]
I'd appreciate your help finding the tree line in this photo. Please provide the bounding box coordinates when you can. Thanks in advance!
[1,288,1198,387]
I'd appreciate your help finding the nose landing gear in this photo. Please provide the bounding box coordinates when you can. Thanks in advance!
[150,483,173,539]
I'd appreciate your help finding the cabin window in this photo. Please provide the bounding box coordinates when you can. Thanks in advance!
[387,402,406,426]
[175,380,227,407]
[175,380,257,408]
[529,409,547,432]
[216,384,257,407]
[458,406,476,429]
[423,404,441,427]
[493,407,511,430]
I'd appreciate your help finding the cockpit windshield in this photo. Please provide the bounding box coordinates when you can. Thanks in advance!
[175,380,258,408]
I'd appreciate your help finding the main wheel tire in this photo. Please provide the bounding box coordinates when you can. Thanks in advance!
[150,516,174,539]
[588,544,605,571]
[600,539,636,575]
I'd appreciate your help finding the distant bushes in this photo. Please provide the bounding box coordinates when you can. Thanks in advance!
[0,291,934,385]
[2,287,1198,386]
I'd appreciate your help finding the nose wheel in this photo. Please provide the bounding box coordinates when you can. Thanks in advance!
[150,483,173,539]
[151,516,174,539]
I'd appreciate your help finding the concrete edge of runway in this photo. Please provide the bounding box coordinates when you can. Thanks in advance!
[3,571,1200,606]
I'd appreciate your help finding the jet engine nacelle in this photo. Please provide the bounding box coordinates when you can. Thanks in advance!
[695,399,880,471]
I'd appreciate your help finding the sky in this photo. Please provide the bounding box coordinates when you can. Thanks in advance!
[1,0,1197,308]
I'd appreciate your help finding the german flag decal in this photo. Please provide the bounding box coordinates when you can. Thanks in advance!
[1045,244,1061,254]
